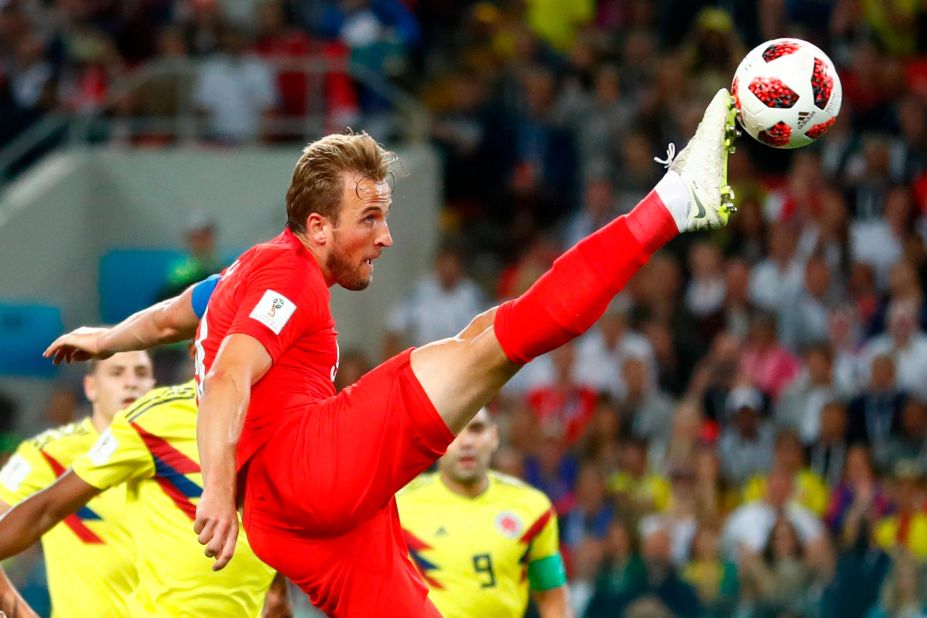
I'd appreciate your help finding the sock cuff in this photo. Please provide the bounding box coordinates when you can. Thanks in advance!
[654,171,690,232]
[625,187,680,253]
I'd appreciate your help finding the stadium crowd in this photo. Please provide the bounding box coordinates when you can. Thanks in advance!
[4,0,927,617]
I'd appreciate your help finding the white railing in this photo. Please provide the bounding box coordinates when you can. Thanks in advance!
[0,54,429,184]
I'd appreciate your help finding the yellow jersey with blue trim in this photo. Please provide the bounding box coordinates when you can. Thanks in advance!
[397,471,565,618]
[0,417,136,618]
[72,382,275,617]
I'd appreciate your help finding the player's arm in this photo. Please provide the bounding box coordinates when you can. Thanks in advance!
[0,566,38,618]
[195,333,272,571]
[0,470,100,559]
[525,500,571,618]
[532,584,572,618]
[44,276,217,364]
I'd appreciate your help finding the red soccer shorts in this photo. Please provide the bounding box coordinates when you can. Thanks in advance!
[242,349,454,617]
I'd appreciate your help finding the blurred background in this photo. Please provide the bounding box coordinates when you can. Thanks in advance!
[1,0,927,616]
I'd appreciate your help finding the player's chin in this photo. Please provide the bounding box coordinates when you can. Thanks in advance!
[340,269,372,291]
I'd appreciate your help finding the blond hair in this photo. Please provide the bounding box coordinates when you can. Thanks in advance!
[285,132,397,232]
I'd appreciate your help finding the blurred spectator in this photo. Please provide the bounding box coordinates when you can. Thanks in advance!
[718,385,774,485]
[749,226,803,315]
[725,194,768,265]
[776,343,839,444]
[829,306,866,396]
[524,0,593,52]
[610,437,671,518]
[877,399,927,473]
[827,445,891,548]
[384,241,485,354]
[743,430,830,517]
[183,0,224,56]
[252,0,313,123]
[624,357,675,459]
[740,312,800,400]
[657,401,703,475]
[684,241,726,322]
[874,460,927,560]
[825,515,890,618]
[523,430,578,516]
[850,161,908,284]
[869,258,927,336]
[738,517,828,617]
[561,462,614,553]
[621,520,702,618]
[682,522,738,617]
[574,301,655,401]
[779,256,837,351]
[582,519,645,618]
[690,331,742,423]
[129,25,192,138]
[808,401,852,488]
[862,300,927,400]
[7,32,54,122]
[525,342,598,446]
[867,552,927,618]
[562,175,618,250]
[847,353,906,446]
[429,71,493,217]
[160,211,222,299]
[319,0,419,110]
[722,468,827,559]
[192,23,277,143]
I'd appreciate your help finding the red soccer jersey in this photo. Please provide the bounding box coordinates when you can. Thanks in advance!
[194,228,339,469]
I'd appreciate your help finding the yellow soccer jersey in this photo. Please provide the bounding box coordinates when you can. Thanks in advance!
[743,469,829,516]
[0,418,137,618]
[71,382,275,617]
[397,471,565,618]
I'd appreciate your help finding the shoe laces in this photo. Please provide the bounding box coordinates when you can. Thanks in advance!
[654,143,676,169]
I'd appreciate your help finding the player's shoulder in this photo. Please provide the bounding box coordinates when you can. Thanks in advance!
[25,418,95,454]
[489,471,553,509]
[120,382,197,424]
[397,472,441,499]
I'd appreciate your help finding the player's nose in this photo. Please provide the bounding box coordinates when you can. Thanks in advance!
[377,223,393,248]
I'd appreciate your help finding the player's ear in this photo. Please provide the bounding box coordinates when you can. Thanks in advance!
[83,374,97,404]
[489,423,500,452]
[305,213,329,245]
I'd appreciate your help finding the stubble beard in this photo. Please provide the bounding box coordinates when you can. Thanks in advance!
[327,239,371,291]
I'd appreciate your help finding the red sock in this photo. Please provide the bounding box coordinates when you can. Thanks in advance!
[494,188,678,365]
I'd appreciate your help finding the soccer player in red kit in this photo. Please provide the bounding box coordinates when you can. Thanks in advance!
[45,90,738,617]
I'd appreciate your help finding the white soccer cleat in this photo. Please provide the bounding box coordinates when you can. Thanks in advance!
[656,88,739,231]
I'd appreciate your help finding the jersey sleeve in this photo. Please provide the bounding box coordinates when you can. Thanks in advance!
[226,259,324,363]
[525,500,566,591]
[191,274,222,319]
[71,412,155,491]
[0,441,56,505]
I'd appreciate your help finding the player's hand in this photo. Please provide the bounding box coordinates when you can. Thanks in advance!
[194,488,239,571]
[43,327,114,365]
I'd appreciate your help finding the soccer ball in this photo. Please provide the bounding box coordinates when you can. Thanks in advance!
[732,38,842,149]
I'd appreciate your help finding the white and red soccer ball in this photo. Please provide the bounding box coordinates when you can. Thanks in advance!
[732,37,842,149]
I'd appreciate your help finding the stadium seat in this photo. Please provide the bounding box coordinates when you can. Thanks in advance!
[0,302,63,377]
[99,249,185,324]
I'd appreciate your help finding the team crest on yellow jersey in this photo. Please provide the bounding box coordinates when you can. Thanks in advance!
[495,511,523,538]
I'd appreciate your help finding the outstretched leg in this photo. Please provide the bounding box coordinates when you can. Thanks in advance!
[412,88,738,433]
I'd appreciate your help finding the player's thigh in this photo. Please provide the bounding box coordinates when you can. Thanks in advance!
[248,350,455,531]
[246,506,437,618]
[410,310,520,434]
